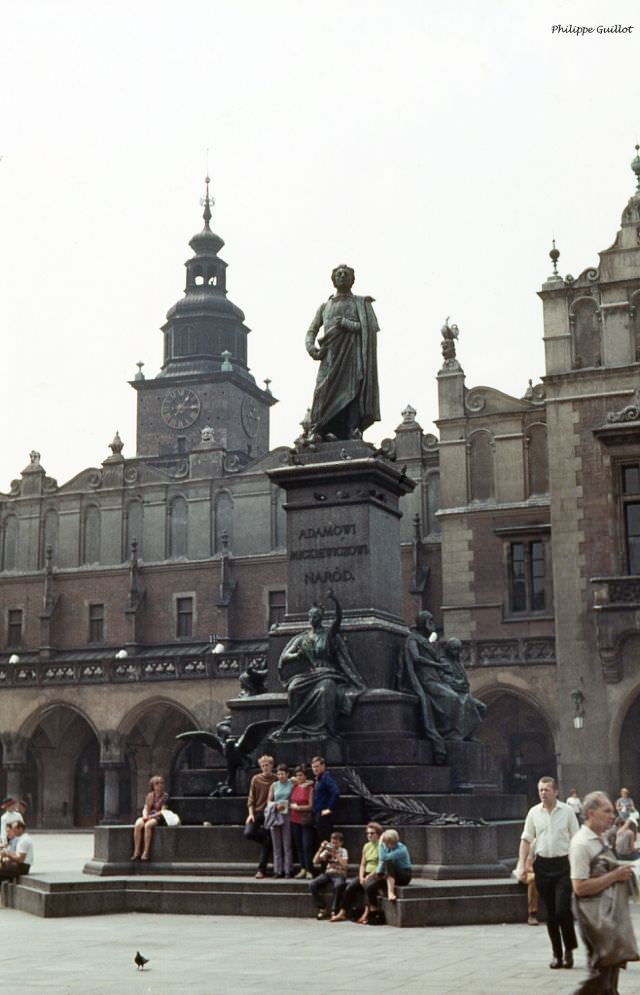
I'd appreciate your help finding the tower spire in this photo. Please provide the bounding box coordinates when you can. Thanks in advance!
[202,175,213,229]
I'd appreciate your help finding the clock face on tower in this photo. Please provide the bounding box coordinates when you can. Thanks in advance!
[161,387,201,429]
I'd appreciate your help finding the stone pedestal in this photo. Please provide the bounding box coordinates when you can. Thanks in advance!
[100,764,123,824]
[267,439,414,691]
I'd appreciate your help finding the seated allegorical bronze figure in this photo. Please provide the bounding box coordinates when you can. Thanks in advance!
[401,611,486,763]
[274,591,366,739]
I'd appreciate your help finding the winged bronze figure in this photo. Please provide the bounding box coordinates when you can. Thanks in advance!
[176,719,280,796]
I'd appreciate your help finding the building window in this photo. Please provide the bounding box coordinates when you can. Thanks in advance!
[83,505,101,564]
[2,516,18,571]
[7,609,23,647]
[509,541,547,613]
[622,463,640,574]
[169,497,188,558]
[176,596,193,638]
[268,590,286,629]
[88,603,104,644]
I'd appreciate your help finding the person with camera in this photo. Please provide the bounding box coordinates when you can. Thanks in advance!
[309,831,349,920]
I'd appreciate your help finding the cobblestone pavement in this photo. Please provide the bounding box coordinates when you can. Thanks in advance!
[7,833,640,995]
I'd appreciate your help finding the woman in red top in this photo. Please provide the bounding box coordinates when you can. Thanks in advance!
[131,775,169,861]
[290,765,315,879]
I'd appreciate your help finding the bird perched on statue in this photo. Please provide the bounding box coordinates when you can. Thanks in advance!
[134,951,149,971]
[176,719,281,796]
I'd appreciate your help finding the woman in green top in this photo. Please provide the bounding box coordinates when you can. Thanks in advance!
[329,823,382,922]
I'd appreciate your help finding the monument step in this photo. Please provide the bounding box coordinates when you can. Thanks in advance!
[4,873,526,926]
[170,792,525,825]
[86,825,511,879]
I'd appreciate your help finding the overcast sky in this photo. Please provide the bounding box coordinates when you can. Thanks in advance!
[1,0,638,490]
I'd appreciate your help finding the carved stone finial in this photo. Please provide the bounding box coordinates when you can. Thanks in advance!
[135,361,145,381]
[220,350,233,372]
[402,404,417,424]
[440,318,461,370]
[109,431,124,456]
[632,144,640,193]
[549,238,560,275]
[264,378,272,394]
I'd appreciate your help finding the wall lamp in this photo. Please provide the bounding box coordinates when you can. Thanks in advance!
[8,654,20,665]
[209,634,225,655]
[115,649,128,660]
[571,689,585,730]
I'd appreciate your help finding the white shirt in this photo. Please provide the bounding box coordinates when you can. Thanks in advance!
[14,833,33,868]
[566,795,583,817]
[569,824,604,880]
[521,800,579,857]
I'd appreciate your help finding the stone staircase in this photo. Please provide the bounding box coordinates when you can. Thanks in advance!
[4,872,527,926]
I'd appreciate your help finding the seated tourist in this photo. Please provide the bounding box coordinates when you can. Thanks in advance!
[615,818,640,859]
[362,828,412,923]
[131,775,169,861]
[0,821,33,878]
[310,832,348,920]
[330,822,382,922]
[0,799,25,847]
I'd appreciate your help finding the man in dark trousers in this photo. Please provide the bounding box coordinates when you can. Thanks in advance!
[244,754,276,879]
[311,756,339,843]
[516,775,579,969]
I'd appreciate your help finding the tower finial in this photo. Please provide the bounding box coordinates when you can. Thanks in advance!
[202,175,213,229]
[549,238,560,276]
[631,144,640,193]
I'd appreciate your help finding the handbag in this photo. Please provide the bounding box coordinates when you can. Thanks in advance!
[161,809,181,827]
[574,848,640,967]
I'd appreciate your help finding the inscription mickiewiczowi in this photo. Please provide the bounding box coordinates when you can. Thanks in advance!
[290,522,369,585]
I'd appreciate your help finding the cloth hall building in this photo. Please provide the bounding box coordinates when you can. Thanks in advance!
[1,157,640,826]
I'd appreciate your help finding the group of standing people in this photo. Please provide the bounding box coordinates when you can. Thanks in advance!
[244,755,337,880]
[244,754,412,922]
[517,776,638,994]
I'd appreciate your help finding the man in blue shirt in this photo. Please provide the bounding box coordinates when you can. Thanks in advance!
[311,756,339,843]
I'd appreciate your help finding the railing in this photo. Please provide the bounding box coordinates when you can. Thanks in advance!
[0,651,266,687]
[592,575,640,608]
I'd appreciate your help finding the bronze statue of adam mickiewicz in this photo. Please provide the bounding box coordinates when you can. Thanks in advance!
[305,265,380,440]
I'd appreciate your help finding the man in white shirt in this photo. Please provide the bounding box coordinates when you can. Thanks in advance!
[570,791,637,994]
[0,821,33,878]
[516,776,579,969]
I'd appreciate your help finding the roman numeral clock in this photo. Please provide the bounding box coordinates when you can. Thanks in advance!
[161,387,201,429]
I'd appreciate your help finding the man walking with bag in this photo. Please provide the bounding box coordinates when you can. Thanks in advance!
[570,791,639,994]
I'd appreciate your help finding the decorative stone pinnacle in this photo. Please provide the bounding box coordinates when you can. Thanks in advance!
[109,431,124,456]
[220,350,232,372]
[632,144,640,192]
[135,361,145,381]
[549,238,560,275]
[264,378,272,394]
